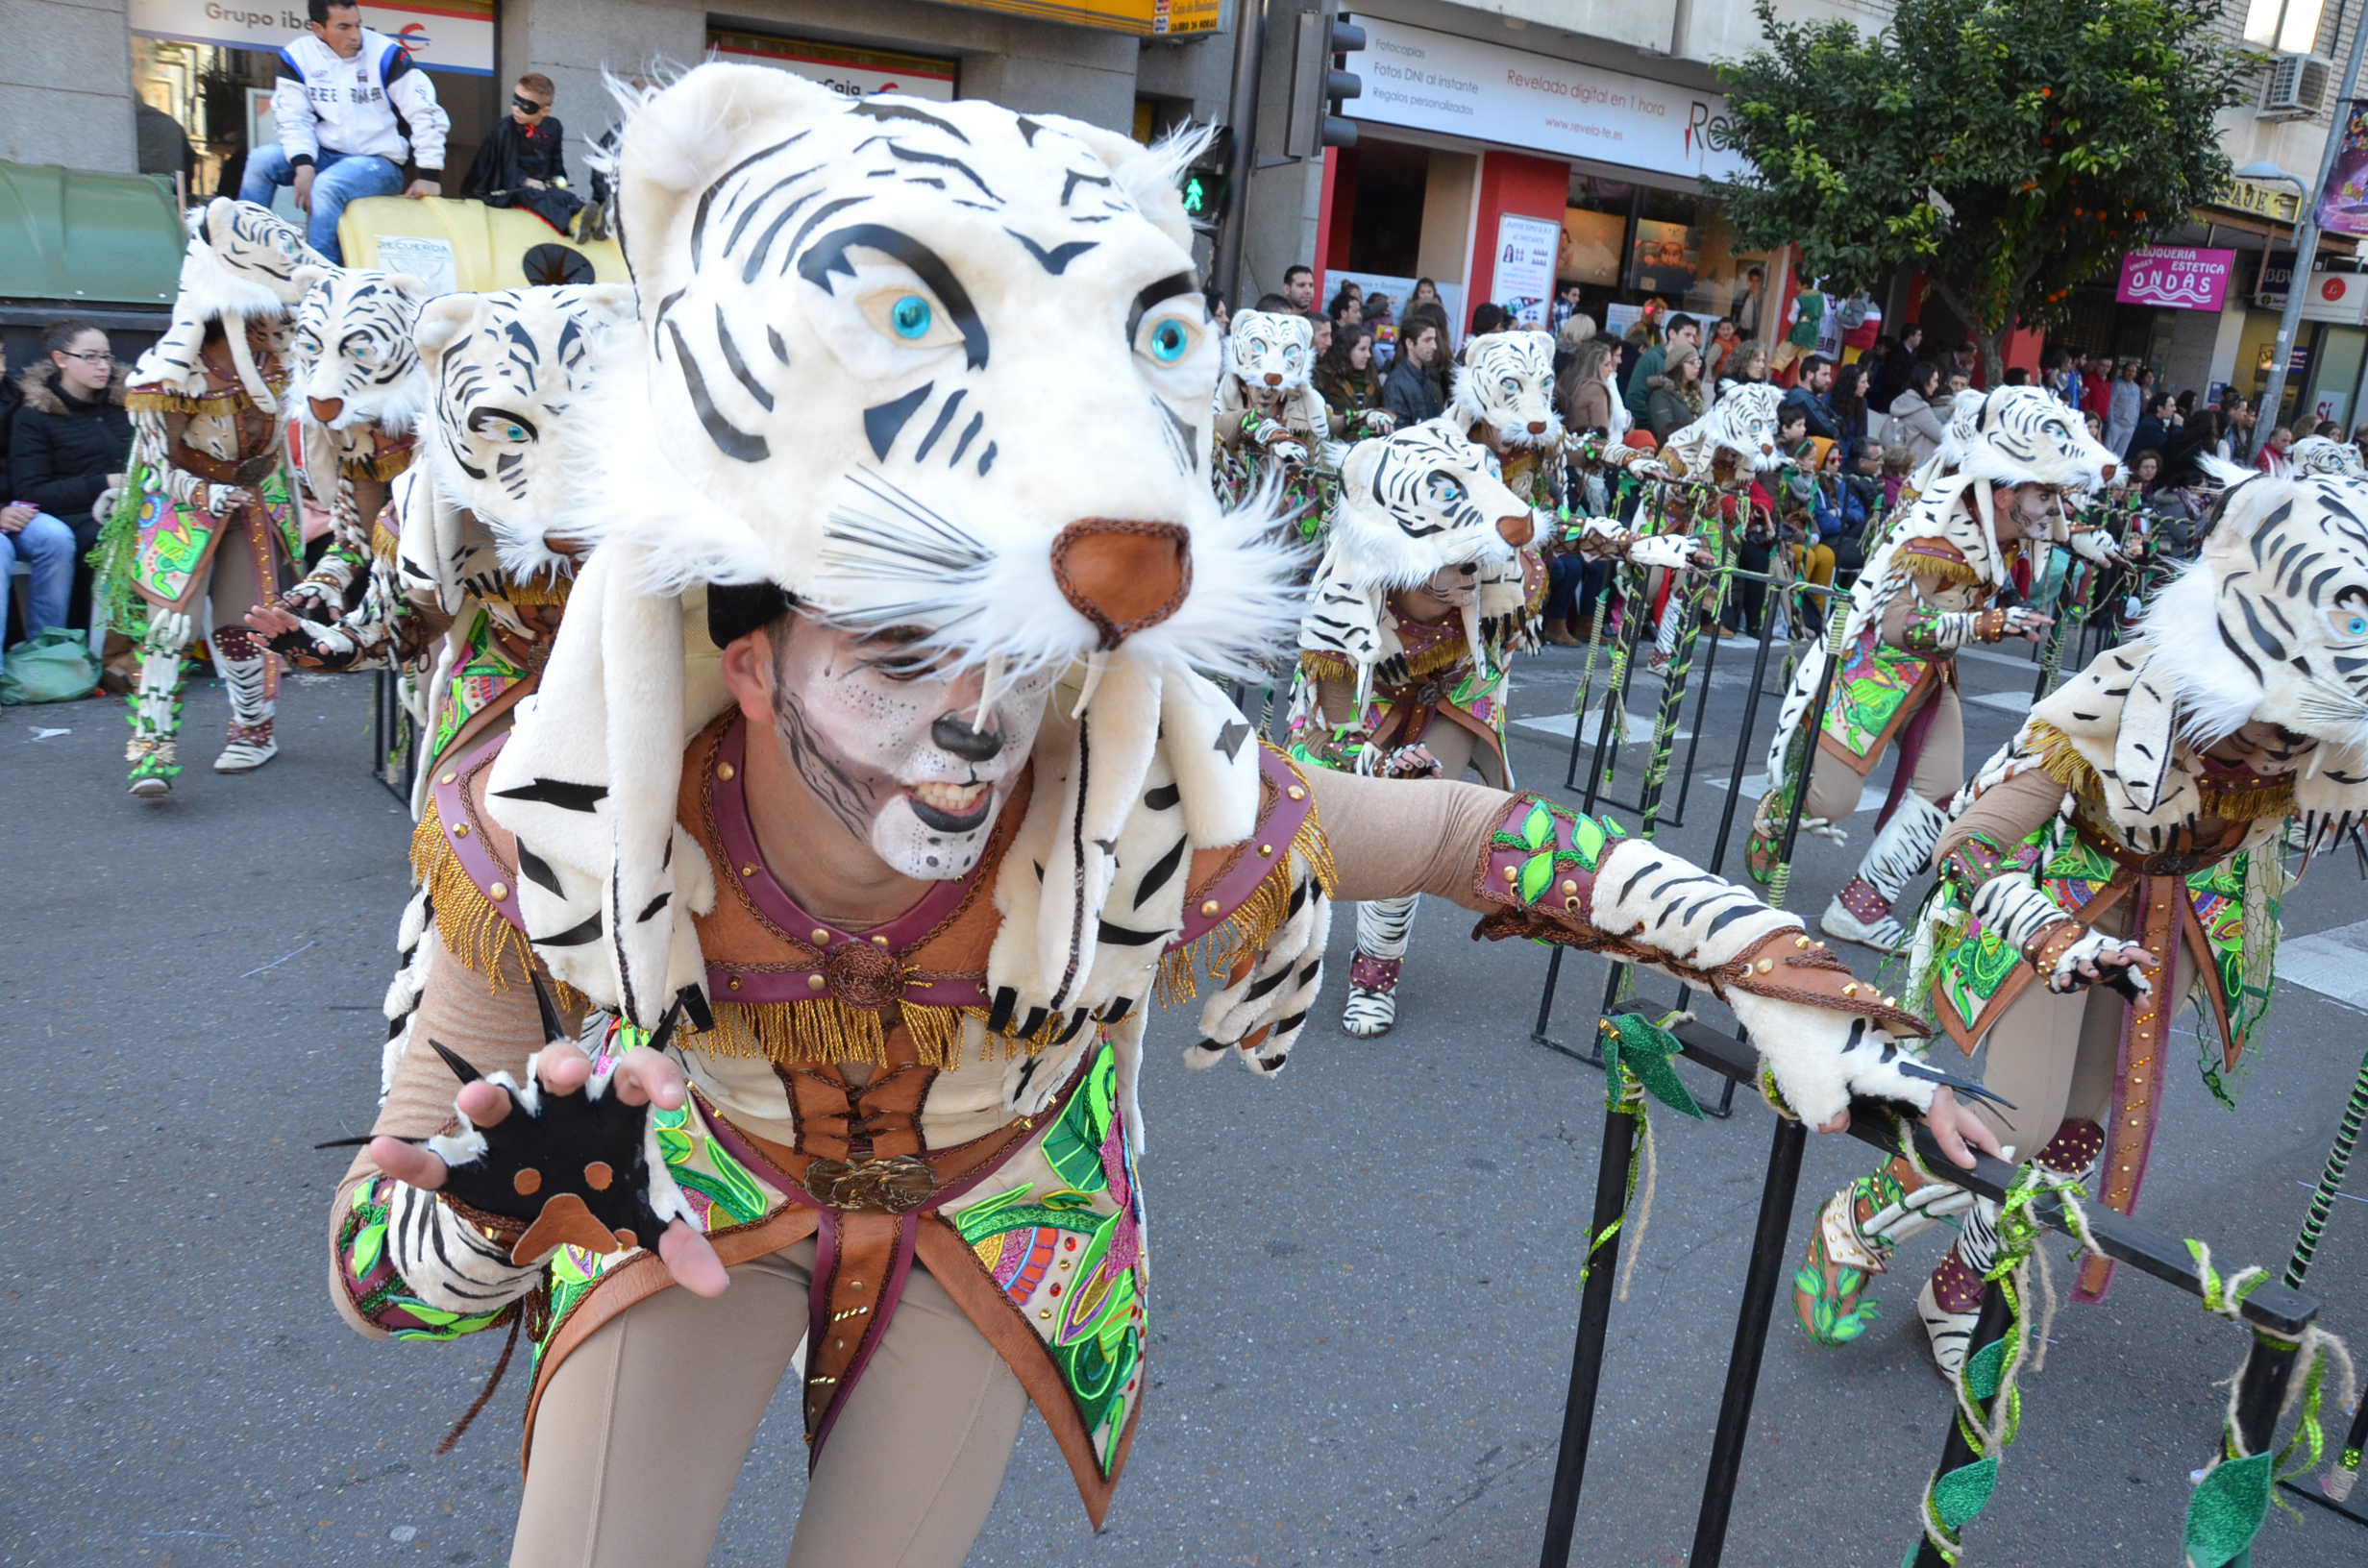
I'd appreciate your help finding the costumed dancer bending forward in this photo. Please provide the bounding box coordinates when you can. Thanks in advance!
[249,282,636,1097]
[1287,418,1703,1038]
[325,67,1999,1568]
[100,198,326,796]
[1749,387,2126,950]
[1794,467,2368,1373]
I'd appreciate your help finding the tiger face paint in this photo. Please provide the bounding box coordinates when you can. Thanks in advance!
[761,615,1056,879]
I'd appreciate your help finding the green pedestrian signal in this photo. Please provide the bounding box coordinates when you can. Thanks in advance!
[1182,174,1209,215]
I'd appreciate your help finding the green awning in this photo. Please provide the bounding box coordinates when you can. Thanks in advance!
[0,161,183,311]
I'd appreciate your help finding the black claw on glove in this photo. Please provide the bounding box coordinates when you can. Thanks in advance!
[426,996,691,1265]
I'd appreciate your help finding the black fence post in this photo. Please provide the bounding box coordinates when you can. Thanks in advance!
[1537,1091,1645,1567]
[1687,1114,1810,1566]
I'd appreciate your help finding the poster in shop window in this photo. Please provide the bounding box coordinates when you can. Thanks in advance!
[1494,213,1561,330]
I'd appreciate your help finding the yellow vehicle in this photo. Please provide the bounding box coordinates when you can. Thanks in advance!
[334,195,624,292]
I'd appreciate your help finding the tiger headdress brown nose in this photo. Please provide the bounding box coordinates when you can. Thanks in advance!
[1050,520,1193,649]
[308,396,344,422]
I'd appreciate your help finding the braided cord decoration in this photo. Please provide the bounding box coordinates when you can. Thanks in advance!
[2285,1042,2368,1291]
[2183,1241,2359,1567]
[1913,1166,2051,1566]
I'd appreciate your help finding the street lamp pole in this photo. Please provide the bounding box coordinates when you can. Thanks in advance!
[2257,19,2368,427]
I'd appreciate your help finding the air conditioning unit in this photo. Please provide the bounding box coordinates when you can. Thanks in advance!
[2262,52,2332,118]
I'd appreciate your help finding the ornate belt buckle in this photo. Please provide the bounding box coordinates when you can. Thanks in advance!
[804,1154,936,1214]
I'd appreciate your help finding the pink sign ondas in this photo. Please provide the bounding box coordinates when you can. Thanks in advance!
[2115,246,2236,311]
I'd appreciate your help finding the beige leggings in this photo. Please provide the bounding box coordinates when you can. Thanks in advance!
[511,1238,1027,1568]
[1402,714,1506,790]
[1967,901,2148,1160]
[1800,686,1964,824]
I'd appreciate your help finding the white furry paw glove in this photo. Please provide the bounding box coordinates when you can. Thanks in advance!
[1729,992,1990,1127]
[1269,438,1310,465]
[1627,532,1708,572]
[2039,930,2152,999]
[205,483,245,517]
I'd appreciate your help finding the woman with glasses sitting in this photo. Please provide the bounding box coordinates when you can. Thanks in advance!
[6,320,129,657]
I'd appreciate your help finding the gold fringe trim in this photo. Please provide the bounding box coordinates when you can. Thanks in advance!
[1155,800,1338,1009]
[128,388,239,414]
[345,444,414,482]
[1896,547,1986,589]
[1302,625,1471,689]
[371,518,402,564]
[688,996,1073,1070]
[501,575,572,610]
[2026,720,2103,799]
[2197,777,2296,821]
[409,799,582,1011]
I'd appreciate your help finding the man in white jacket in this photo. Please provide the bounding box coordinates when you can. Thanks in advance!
[237,0,448,262]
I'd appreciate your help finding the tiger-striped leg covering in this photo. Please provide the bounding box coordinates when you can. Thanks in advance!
[126,610,195,796]
[210,625,279,772]
[1794,1155,1975,1347]
[1344,894,1416,1038]
[1916,1119,2105,1377]
[1340,721,1499,1038]
[1819,792,1949,952]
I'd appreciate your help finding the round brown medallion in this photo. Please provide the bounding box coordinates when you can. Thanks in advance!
[822,938,905,1011]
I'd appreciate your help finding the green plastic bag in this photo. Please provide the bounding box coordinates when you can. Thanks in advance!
[0,626,101,704]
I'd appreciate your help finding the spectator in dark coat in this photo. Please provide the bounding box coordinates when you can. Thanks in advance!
[461,72,580,233]
[1382,319,1446,426]
[1871,324,1922,414]
[10,321,131,550]
[1780,354,1841,442]
[8,320,129,636]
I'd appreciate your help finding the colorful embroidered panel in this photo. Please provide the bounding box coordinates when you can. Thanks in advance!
[131,471,295,604]
[951,1043,1145,1476]
[1820,622,1936,764]
[429,607,536,770]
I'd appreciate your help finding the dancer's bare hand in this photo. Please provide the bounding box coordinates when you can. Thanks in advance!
[366,1042,728,1297]
[1916,1087,2003,1170]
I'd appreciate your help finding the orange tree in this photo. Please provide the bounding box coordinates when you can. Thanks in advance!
[1709,0,2248,383]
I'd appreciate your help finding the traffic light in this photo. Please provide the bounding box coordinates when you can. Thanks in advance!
[1178,123,1232,220]
[1287,11,1365,158]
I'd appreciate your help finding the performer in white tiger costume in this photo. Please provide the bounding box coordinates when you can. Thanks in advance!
[1609,383,1786,670]
[1211,306,1373,538]
[1748,387,2121,950]
[2289,431,2367,478]
[98,198,322,796]
[248,282,636,1095]
[1796,468,2368,1372]
[275,264,432,625]
[324,67,1996,1565]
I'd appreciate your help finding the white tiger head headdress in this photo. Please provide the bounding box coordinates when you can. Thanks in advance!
[290,264,432,435]
[1912,385,2119,585]
[2126,474,2368,768]
[1660,381,1782,479]
[2290,434,2366,478]
[1223,308,1315,397]
[408,282,638,593]
[135,198,329,412]
[490,65,1310,1044]
[1301,420,1537,701]
[1448,331,1560,448]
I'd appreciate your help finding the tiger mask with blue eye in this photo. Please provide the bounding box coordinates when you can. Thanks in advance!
[577,63,1301,684]
[1214,308,1329,450]
[1447,331,1560,448]
[412,283,638,587]
[290,264,432,435]
[2123,473,2368,771]
[1300,422,1539,684]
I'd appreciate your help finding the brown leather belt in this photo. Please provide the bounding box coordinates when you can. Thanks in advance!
[2071,808,2246,879]
[169,443,279,489]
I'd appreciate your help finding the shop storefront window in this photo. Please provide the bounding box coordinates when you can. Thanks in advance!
[130,5,499,206]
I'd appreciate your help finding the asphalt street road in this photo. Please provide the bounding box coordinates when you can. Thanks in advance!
[4,635,2362,1568]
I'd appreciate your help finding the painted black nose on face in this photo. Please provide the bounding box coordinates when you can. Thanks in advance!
[931,714,1005,761]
